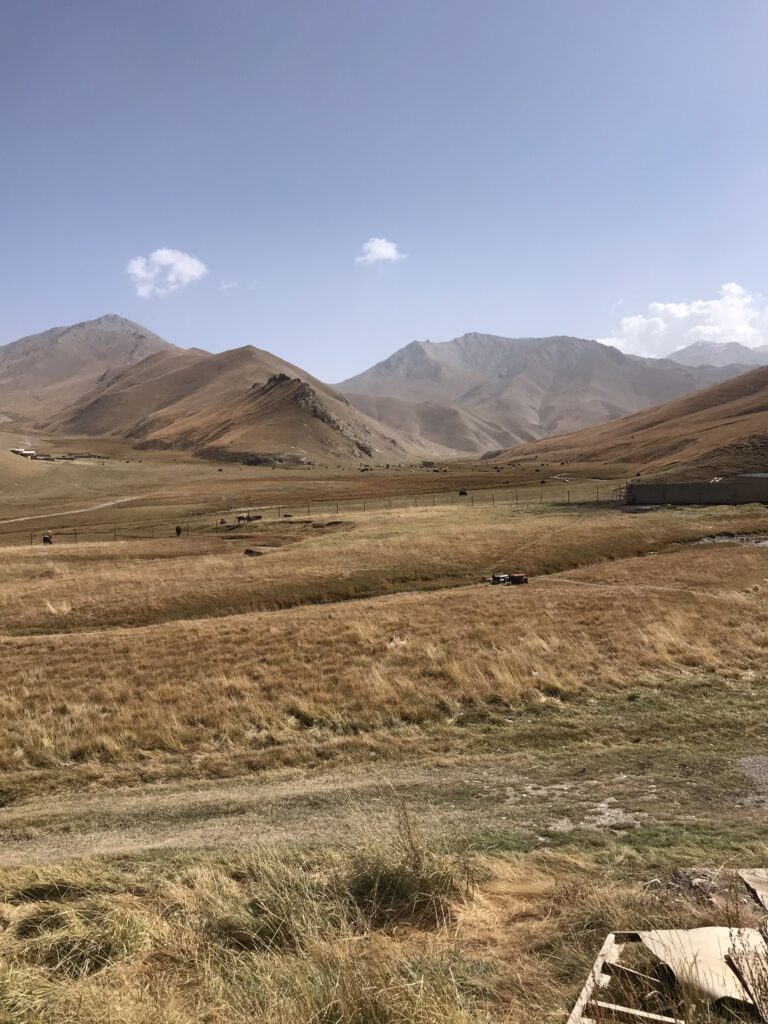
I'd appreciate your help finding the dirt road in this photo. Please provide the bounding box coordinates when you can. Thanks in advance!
[0,495,140,526]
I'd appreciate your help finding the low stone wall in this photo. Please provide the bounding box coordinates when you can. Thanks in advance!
[628,478,768,505]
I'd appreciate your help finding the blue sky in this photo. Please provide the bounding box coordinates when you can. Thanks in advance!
[2,0,767,379]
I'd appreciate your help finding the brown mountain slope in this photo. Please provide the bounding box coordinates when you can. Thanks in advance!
[492,364,768,477]
[143,373,434,462]
[0,315,178,419]
[339,333,737,452]
[48,344,440,463]
[343,393,521,454]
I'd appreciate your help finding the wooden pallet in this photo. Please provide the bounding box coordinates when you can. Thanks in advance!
[566,932,685,1024]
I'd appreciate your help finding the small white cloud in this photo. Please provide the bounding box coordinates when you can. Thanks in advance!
[219,279,239,294]
[355,237,406,264]
[599,282,768,357]
[126,248,208,298]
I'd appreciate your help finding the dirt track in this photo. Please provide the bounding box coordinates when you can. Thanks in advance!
[0,757,527,865]
[0,495,140,526]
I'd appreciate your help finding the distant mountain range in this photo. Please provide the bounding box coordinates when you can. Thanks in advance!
[0,315,764,464]
[30,318,432,463]
[339,333,738,452]
[493,363,768,478]
[669,339,768,368]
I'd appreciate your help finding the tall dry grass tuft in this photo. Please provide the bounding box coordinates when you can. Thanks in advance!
[344,806,476,928]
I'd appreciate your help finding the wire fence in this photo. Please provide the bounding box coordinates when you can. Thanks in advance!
[242,482,622,520]
[0,483,624,547]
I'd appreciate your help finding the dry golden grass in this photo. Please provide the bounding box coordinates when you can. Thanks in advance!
[1,535,766,791]
[2,471,768,1021]
[0,822,485,1024]
[1,503,766,632]
[0,833,765,1024]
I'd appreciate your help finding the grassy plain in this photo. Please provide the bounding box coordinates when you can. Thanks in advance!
[1,462,768,1023]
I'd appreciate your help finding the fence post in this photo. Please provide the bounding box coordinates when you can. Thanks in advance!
[596,487,600,503]
[432,494,435,506]
[186,523,189,537]
[363,499,366,511]
[30,533,33,546]
[414,496,417,507]
[567,490,570,505]
[74,529,78,544]
[471,493,474,506]
[451,494,454,505]
[540,484,543,503]
[151,525,155,538]
[278,506,282,518]
[492,492,495,505]
[515,490,519,508]
[113,525,117,541]
[307,502,310,515]
[336,502,339,514]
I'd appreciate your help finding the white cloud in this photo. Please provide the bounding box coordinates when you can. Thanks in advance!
[219,279,239,294]
[600,282,768,357]
[355,237,406,264]
[126,248,208,298]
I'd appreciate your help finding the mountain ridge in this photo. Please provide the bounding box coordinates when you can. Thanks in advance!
[490,364,768,478]
[668,339,768,368]
[339,333,739,452]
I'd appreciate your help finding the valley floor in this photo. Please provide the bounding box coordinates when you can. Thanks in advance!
[1,482,767,1022]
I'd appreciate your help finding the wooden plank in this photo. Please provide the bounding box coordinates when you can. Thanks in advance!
[590,1001,685,1023]
[603,961,660,987]
[566,934,618,1024]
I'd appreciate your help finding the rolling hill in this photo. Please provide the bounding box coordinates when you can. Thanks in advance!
[0,315,177,420]
[339,333,737,453]
[490,364,768,477]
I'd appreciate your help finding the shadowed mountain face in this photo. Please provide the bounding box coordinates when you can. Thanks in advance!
[338,333,738,453]
[668,340,768,368]
[0,315,177,419]
[492,364,768,478]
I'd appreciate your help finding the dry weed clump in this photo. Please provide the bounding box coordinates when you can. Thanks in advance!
[344,807,476,928]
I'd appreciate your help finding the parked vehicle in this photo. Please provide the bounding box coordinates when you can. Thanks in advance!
[490,570,528,585]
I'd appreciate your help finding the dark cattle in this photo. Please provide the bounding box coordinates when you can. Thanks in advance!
[459,489,468,496]
[175,526,183,537]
